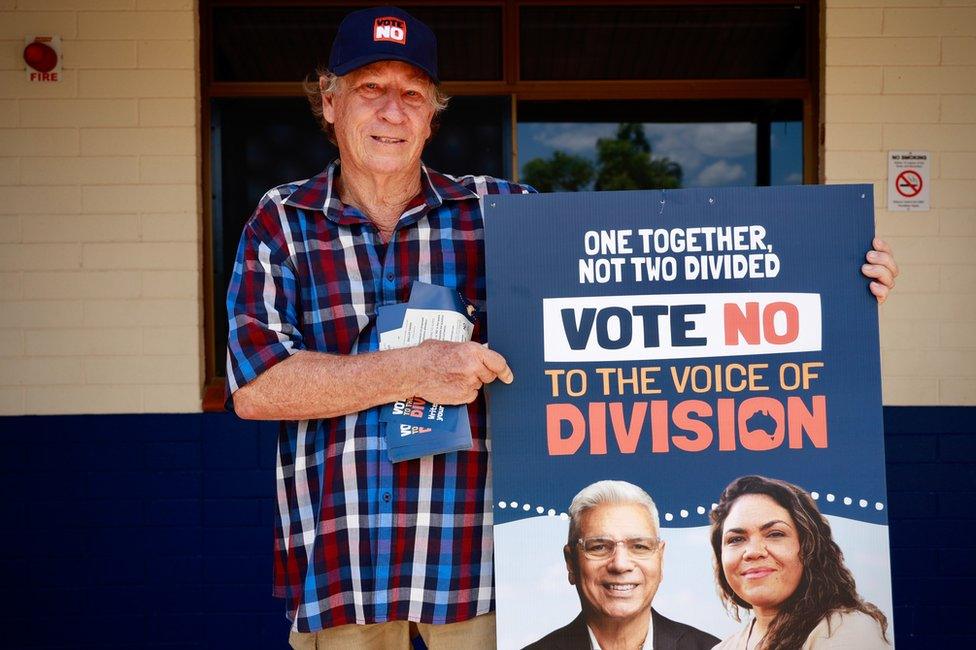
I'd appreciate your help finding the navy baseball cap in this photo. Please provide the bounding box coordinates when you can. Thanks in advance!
[328,6,439,83]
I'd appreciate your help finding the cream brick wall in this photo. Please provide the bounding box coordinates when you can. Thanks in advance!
[825,0,976,405]
[0,0,201,414]
[1,1,970,413]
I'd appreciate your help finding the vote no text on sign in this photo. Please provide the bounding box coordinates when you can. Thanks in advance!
[486,185,884,462]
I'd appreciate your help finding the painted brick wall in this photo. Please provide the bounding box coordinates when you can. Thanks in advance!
[1,1,971,416]
[1,413,290,648]
[884,406,976,647]
[824,0,976,405]
[0,1,202,415]
[1,407,972,648]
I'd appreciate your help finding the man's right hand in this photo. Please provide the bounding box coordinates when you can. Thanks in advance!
[411,339,514,405]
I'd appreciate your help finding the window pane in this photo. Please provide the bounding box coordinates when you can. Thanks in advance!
[424,96,510,178]
[210,96,508,375]
[517,100,801,191]
[520,5,806,80]
[210,98,335,377]
[212,5,502,82]
[771,121,804,185]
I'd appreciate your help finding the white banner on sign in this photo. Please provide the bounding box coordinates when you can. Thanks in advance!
[887,150,930,212]
[542,292,823,362]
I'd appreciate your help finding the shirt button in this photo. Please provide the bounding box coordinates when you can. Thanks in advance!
[382,492,392,503]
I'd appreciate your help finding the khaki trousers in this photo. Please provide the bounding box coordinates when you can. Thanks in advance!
[289,612,496,650]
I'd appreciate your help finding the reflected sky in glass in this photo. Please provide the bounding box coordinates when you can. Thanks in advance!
[770,121,804,185]
[517,121,802,189]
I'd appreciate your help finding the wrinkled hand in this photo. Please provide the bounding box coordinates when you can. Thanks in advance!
[412,340,514,404]
[862,237,899,304]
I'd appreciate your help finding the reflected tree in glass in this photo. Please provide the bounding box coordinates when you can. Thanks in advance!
[521,123,682,192]
[521,150,594,192]
[595,123,682,190]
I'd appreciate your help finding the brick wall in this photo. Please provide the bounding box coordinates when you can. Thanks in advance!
[1,1,971,415]
[1,407,972,648]
[1,413,290,648]
[884,406,976,647]
[0,1,202,415]
[823,0,976,405]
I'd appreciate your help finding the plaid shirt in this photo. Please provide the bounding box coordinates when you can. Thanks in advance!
[226,160,532,632]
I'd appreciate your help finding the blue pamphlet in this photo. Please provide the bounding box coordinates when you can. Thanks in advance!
[385,402,472,463]
[377,281,476,462]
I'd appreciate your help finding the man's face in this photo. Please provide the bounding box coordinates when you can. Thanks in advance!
[322,61,435,178]
[565,503,664,627]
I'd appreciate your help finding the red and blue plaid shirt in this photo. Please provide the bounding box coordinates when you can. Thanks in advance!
[226,160,532,632]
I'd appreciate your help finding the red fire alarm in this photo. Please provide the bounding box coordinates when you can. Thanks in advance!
[24,36,62,82]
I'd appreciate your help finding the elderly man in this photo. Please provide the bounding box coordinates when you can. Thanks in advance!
[225,5,899,650]
[226,6,521,649]
[525,481,718,650]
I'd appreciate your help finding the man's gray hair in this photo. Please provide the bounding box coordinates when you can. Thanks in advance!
[567,480,661,547]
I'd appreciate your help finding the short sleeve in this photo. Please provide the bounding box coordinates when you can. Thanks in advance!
[225,200,304,397]
[496,179,536,195]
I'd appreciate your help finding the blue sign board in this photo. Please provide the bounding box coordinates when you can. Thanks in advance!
[486,185,893,649]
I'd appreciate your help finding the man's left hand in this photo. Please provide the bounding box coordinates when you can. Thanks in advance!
[862,237,899,304]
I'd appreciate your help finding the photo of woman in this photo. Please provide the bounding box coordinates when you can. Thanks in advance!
[709,475,890,649]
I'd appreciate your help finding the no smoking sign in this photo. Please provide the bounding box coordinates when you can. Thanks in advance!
[888,151,929,211]
[896,169,924,198]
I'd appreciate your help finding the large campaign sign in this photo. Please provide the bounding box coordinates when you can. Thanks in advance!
[485,185,892,649]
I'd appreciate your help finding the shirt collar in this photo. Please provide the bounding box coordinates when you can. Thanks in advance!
[586,610,654,650]
[421,165,480,204]
[282,159,478,226]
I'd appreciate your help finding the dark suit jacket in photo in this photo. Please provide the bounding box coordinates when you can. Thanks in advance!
[522,608,719,650]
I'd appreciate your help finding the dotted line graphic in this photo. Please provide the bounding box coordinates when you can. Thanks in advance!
[497,500,568,519]
[810,491,884,512]
[497,492,885,522]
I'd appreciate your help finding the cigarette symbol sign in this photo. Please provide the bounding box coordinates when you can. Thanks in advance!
[888,150,929,211]
[895,170,923,198]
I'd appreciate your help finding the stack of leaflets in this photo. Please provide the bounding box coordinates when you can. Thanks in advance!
[377,282,476,462]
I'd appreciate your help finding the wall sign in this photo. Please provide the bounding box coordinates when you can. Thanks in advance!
[888,150,930,212]
[24,36,62,83]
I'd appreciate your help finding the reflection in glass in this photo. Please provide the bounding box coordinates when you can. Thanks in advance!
[771,121,804,186]
[519,120,803,191]
[520,4,806,81]
[521,123,683,192]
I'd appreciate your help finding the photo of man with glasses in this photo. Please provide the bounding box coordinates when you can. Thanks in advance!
[524,480,719,650]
